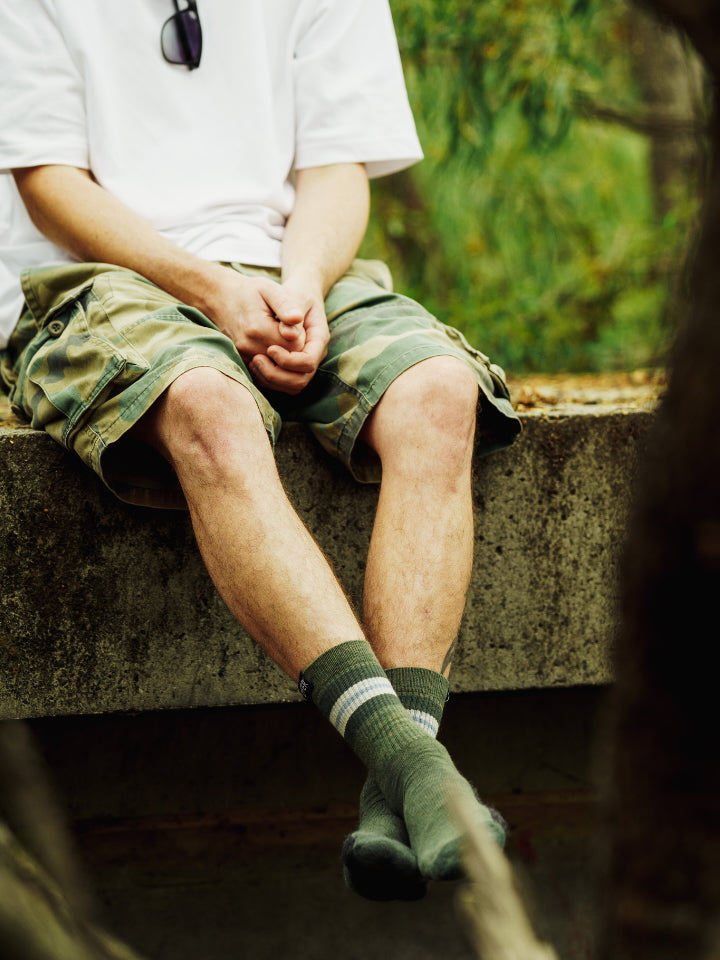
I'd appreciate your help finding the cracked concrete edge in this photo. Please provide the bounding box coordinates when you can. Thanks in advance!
[0,411,654,719]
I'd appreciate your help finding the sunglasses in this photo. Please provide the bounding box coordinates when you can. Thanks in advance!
[161,0,202,70]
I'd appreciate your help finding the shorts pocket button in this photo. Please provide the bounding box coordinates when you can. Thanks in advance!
[47,319,66,337]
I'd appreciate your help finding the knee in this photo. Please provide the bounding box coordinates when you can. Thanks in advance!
[386,356,477,436]
[416,356,478,428]
[368,357,479,469]
[162,366,243,419]
[143,367,268,475]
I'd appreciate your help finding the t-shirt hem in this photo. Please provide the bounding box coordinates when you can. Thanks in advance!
[0,149,89,176]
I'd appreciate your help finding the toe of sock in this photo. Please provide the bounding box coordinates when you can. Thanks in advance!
[341,832,427,902]
[418,807,508,882]
[420,835,464,882]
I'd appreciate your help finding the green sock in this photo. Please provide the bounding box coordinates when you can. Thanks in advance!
[300,641,506,884]
[341,667,449,901]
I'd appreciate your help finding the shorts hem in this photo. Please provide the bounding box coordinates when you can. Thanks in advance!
[87,354,280,508]
[332,344,521,483]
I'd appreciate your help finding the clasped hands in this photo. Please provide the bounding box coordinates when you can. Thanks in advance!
[207,270,329,395]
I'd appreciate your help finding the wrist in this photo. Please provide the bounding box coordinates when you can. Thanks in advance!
[281,264,328,302]
[172,259,236,319]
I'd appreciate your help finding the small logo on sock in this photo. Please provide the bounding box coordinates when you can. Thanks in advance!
[297,673,314,701]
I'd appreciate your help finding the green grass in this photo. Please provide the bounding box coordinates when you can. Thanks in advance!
[362,105,692,374]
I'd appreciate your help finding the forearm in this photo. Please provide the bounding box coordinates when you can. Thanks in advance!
[282,163,370,297]
[12,164,229,317]
[13,163,327,394]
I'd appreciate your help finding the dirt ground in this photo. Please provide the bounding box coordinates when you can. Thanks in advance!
[506,368,665,414]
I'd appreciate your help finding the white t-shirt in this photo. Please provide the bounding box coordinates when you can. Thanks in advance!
[0,0,423,347]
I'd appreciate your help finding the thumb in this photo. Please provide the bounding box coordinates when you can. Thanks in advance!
[264,285,305,325]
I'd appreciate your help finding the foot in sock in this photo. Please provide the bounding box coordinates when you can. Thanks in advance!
[341,778,426,901]
[343,777,508,892]
[341,666,448,900]
[384,734,506,881]
[301,642,507,888]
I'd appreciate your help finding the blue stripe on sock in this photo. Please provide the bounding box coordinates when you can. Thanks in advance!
[408,709,440,737]
[329,677,395,737]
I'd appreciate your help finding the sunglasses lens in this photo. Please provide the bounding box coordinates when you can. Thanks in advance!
[161,10,202,67]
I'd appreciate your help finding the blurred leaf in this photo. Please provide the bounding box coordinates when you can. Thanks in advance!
[362,0,700,373]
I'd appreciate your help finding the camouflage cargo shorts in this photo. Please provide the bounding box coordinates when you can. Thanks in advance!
[0,260,521,508]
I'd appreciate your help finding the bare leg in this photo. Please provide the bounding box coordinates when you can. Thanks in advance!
[361,355,478,674]
[139,365,502,896]
[136,367,364,678]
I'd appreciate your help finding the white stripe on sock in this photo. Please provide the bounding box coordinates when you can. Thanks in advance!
[329,677,395,737]
[408,709,439,738]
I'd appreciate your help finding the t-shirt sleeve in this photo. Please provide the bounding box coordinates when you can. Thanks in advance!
[0,0,89,174]
[292,0,423,178]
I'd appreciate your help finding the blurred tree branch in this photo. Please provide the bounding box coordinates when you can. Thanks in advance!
[0,722,148,960]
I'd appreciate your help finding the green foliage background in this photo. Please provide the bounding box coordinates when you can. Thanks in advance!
[360,0,701,373]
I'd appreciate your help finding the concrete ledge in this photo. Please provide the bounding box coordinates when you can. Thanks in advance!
[0,406,653,719]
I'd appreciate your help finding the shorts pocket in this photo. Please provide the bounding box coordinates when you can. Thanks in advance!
[21,296,150,444]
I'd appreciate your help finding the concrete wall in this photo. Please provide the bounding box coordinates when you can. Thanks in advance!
[0,406,653,720]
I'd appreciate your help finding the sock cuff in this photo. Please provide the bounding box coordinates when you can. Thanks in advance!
[385,667,449,737]
[300,640,392,723]
[328,676,396,737]
[300,647,451,750]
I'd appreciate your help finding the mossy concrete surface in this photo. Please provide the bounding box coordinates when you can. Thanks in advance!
[0,409,653,720]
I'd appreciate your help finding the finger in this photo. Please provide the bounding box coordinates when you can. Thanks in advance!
[266,344,326,373]
[275,314,304,330]
[278,320,307,349]
[265,344,319,374]
[249,354,311,395]
[232,305,305,356]
[262,284,307,325]
[266,319,328,369]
